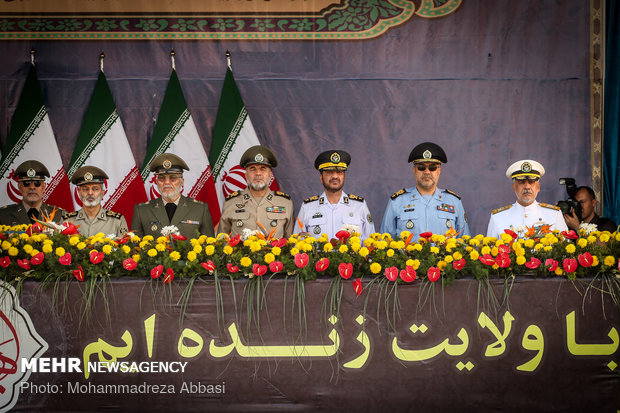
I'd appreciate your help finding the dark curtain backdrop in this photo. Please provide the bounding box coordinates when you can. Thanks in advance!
[605,0,620,225]
[0,1,592,235]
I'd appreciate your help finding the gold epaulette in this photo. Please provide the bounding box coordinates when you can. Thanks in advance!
[539,202,560,211]
[444,189,461,200]
[63,211,78,219]
[492,204,512,215]
[348,194,364,202]
[275,191,291,199]
[106,211,123,219]
[304,195,319,204]
[225,191,241,200]
[391,188,406,200]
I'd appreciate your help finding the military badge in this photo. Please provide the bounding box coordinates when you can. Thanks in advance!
[27,168,36,178]
[446,220,453,228]
[312,212,323,219]
[314,226,321,234]
[270,219,278,227]
[236,220,243,227]
[255,153,264,163]
[367,213,373,223]
[84,172,93,182]
[330,152,340,163]
[423,150,432,159]
[521,162,532,173]
[163,159,172,169]
[437,203,455,214]
[406,220,414,229]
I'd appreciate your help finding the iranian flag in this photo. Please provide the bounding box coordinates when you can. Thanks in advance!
[209,67,278,208]
[141,69,220,225]
[0,63,73,211]
[67,70,147,226]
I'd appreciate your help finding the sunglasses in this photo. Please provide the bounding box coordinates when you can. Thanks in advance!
[156,174,181,183]
[415,164,439,172]
[21,180,43,187]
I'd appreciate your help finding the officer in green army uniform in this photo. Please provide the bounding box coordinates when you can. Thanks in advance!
[61,165,128,237]
[131,153,214,239]
[0,160,66,226]
[218,145,294,238]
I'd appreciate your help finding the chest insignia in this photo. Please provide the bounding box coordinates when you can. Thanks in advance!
[266,206,286,213]
[437,203,455,214]
[312,212,323,219]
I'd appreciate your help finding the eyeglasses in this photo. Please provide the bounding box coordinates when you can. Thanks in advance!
[415,164,439,172]
[156,174,181,183]
[21,180,43,187]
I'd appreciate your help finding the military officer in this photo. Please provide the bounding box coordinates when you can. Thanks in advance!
[380,142,470,239]
[486,159,568,238]
[131,153,214,239]
[296,150,375,239]
[0,160,66,226]
[61,166,128,237]
[218,145,294,238]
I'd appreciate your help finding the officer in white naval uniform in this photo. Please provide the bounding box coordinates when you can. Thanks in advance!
[296,150,375,239]
[486,159,568,238]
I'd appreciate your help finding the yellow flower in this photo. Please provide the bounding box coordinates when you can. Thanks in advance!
[604,256,615,266]
[323,243,333,253]
[157,236,168,244]
[470,250,479,261]
[147,249,158,257]
[616,233,620,242]
[399,231,412,240]
[187,251,197,262]
[390,241,405,250]
[23,244,33,254]
[30,249,40,257]
[131,235,140,243]
[42,244,53,254]
[587,235,596,244]
[534,243,544,252]
[375,240,388,250]
[339,245,348,254]
[386,248,394,257]
[69,236,80,246]
[302,242,314,252]
[412,243,423,252]
[290,247,300,256]
[599,233,610,243]
[122,245,131,254]
[55,247,66,257]
[19,233,29,241]
[1,240,11,250]
[193,244,203,254]
[250,242,262,253]
[437,260,447,270]
[514,247,525,257]
[223,245,233,255]
[444,256,453,263]
[350,242,361,253]
[491,247,499,256]
[102,245,112,255]
[452,251,463,260]
[272,246,281,256]
[409,259,421,270]
[370,262,382,274]
[203,245,214,256]
[77,242,87,250]
[358,247,369,258]
[500,233,513,244]
[565,244,576,254]
[592,256,599,266]
[430,246,439,254]
[577,238,588,248]
[169,251,181,261]
[524,239,535,248]
[240,257,252,267]
[8,247,18,256]
[139,240,150,249]
[543,246,552,252]
[363,238,374,247]
[155,243,166,252]
[481,246,491,255]
[516,256,526,265]
[206,237,216,244]
[264,253,275,264]
[554,267,563,276]
[469,239,480,247]
[132,254,141,262]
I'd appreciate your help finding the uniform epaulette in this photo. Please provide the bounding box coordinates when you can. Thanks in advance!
[304,195,319,204]
[444,189,461,200]
[225,191,241,200]
[539,202,560,211]
[391,188,406,200]
[275,191,291,200]
[348,194,365,202]
[492,204,512,215]
[63,211,78,219]
[191,198,205,204]
[0,205,7,210]
[106,211,123,219]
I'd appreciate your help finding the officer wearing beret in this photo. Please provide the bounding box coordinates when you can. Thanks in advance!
[486,159,568,238]
[218,145,294,238]
[61,166,128,237]
[295,150,375,239]
[131,153,214,239]
[0,160,66,226]
[380,142,470,239]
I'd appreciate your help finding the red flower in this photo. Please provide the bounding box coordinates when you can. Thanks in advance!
[252,263,267,276]
[563,258,578,273]
[577,252,593,268]
[227,235,241,247]
[0,256,9,268]
[503,229,518,240]
[561,230,578,240]
[270,238,287,248]
[123,258,137,271]
[30,252,44,266]
[524,257,541,269]
[338,262,353,279]
[151,265,163,279]
[335,230,351,242]
[73,265,84,282]
[226,263,239,273]
[419,232,433,240]
[399,266,417,283]
[269,261,284,273]
[116,235,131,245]
[479,254,496,266]
[58,253,72,266]
[163,268,174,283]
[201,260,216,272]
[17,259,31,270]
[172,233,187,241]
[352,278,363,296]
[497,244,511,256]
[61,222,79,235]
[89,250,104,264]
[315,257,329,272]
[495,254,511,268]
[384,266,398,282]
[452,258,466,271]
[427,267,441,282]
[26,222,43,236]
[545,258,558,272]
[294,253,309,268]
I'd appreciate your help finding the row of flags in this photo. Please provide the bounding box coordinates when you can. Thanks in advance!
[0,61,277,227]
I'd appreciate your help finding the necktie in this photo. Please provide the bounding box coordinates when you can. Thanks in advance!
[28,208,40,224]
[165,203,177,223]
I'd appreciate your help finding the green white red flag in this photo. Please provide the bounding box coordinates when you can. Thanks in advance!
[0,64,73,211]
[67,70,147,226]
[141,69,220,225]
[209,67,278,208]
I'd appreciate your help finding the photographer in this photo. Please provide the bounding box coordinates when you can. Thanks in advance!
[563,186,617,232]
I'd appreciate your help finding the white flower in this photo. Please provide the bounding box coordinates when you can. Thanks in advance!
[161,225,180,237]
[241,228,259,241]
[579,222,598,234]
[340,224,360,234]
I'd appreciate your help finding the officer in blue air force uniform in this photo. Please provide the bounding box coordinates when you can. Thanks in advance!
[486,159,568,239]
[296,150,375,239]
[380,142,470,239]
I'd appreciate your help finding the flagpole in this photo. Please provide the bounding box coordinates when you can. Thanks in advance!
[30,48,35,66]
[170,49,176,71]
[100,51,105,72]
[226,50,232,70]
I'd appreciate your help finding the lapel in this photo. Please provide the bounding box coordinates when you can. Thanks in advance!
[171,195,190,225]
[14,204,29,223]
[153,197,170,226]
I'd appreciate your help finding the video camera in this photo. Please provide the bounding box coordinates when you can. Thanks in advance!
[557,178,582,220]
